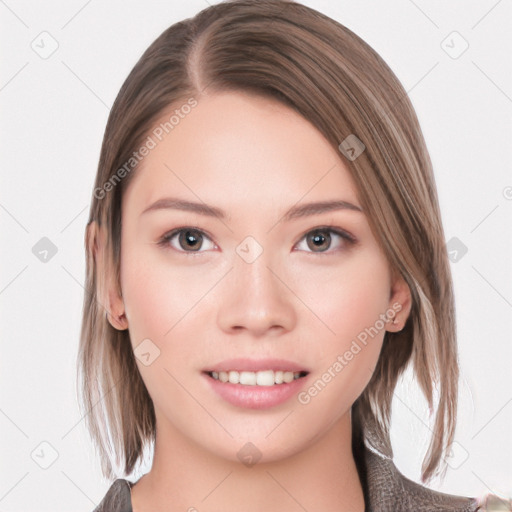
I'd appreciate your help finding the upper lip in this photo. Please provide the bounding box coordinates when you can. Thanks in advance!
[203,358,309,373]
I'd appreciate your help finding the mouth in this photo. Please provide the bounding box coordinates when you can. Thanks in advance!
[203,370,309,386]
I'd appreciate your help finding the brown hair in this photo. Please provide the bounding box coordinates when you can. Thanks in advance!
[77,0,459,485]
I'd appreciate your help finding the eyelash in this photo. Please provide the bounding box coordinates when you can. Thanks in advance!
[156,225,357,256]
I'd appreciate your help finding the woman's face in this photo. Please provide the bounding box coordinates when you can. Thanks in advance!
[113,90,409,463]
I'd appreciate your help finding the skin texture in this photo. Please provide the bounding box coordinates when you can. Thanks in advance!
[99,91,412,512]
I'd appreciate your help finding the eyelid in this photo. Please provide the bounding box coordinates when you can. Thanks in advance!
[295,224,357,245]
[292,225,357,255]
[157,227,217,254]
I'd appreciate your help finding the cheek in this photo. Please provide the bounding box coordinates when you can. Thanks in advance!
[294,253,391,420]
[121,260,169,342]
[120,253,201,400]
[293,250,391,347]
[120,246,216,360]
[119,238,176,348]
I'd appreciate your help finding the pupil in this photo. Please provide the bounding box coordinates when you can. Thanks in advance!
[309,230,330,251]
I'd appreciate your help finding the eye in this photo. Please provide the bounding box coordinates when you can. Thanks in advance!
[294,226,356,254]
[157,225,356,255]
[157,227,216,253]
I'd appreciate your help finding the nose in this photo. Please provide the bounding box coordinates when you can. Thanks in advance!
[216,249,297,337]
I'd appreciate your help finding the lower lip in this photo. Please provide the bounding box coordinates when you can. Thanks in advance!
[203,372,309,410]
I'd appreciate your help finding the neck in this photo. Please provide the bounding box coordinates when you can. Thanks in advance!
[131,410,366,512]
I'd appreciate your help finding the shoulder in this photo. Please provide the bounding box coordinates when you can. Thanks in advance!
[362,444,508,512]
[92,478,133,512]
[398,473,511,512]
[396,468,481,512]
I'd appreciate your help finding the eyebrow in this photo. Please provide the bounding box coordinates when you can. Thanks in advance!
[140,197,364,221]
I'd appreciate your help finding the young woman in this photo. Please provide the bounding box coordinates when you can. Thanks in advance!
[78,1,507,510]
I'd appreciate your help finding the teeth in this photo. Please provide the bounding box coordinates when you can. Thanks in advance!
[209,370,304,386]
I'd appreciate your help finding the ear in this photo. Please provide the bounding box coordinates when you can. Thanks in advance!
[386,266,412,333]
[87,220,128,331]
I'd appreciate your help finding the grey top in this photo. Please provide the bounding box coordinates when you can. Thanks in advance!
[92,441,489,512]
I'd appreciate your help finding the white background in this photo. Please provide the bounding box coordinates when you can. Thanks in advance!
[1,0,511,510]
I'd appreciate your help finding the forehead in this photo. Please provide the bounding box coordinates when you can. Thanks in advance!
[123,91,361,218]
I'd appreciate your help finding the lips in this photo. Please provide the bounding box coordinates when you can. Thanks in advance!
[201,358,311,409]
[203,357,310,373]
[202,366,311,409]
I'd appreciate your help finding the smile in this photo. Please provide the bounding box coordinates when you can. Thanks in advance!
[206,370,309,386]
[203,369,311,409]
